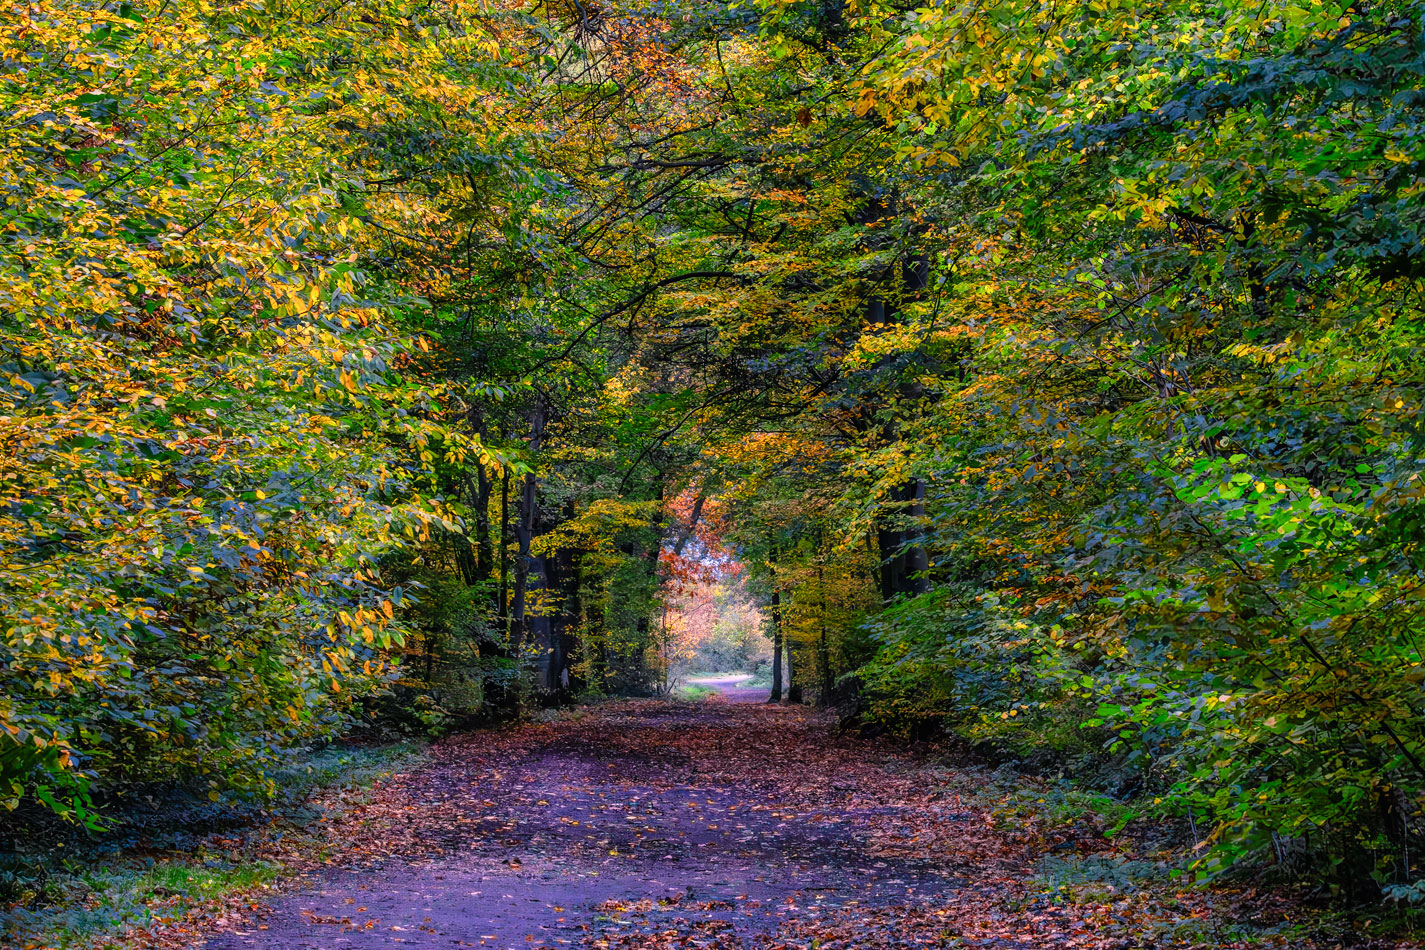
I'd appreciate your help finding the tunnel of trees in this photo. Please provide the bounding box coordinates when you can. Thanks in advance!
[4,0,1425,901]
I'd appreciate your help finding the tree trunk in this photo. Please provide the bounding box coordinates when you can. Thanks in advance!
[768,587,783,703]
[550,498,580,698]
[569,549,586,695]
[530,537,555,693]
[785,638,802,704]
[475,464,494,582]
[512,395,546,660]
[861,213,931,604]
[865,529,882,595]
[817,561,833,703]
[633,486,666,681]
[887,256,932,596]
[451,525,478,586]
[498,469,510,640]
[877,522,902,603]
[587,565,607,691]
[901,478,931,595]
[877,481,931,602]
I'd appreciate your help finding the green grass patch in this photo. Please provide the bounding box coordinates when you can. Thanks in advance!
[673,685,716,702]
[741,669,773,689]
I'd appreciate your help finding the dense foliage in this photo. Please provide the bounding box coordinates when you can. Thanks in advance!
[4,0,1425,901]
[0,0,490,819]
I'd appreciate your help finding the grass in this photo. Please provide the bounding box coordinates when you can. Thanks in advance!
[1,741,423,950]
[740,668,773,689]
[673,685,717,702]
[3,861,283,950]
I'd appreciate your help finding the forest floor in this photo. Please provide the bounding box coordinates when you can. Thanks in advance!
[176,694,1415,950]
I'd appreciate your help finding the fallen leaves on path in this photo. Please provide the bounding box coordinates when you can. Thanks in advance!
[184,700,1419,950]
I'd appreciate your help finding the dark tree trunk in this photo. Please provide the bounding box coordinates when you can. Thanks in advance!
[785,638,802,704]
[512,396,545,661]
[530,536,555,693]
[586,566,607,690]
[475,464,494,582]
[885,256,932,596]
[550,499,580,698]
[877,481,931,602]
[901,479,931,594]
[633,486,666,667]
[567,548,585,695]
[498,469,510,639]
[463,411,494,584]
[866,529,882,594]
[877,522,902,603]
[817,562,833,703]
[671,491,706,557]
[784,586,802,704]
[451,526,478,586]
[859,208,931,604]
[769,588,783,703]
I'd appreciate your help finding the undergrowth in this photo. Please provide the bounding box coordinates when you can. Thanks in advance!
[0,742,422,950]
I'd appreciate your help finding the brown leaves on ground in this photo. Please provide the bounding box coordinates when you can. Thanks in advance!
[172,700,1422,949]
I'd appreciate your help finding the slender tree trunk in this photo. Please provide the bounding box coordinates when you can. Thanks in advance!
[550,498,579,698]
[769,588,783,703]
[634,486,666,684]
[817,561,833,703]
[568,549,585,695]
[902,478,931,594]
[785,636,801,704]
[475,464,494,581]
[531,534,555,693]
[587,567,607,691]
[659,602,672,694]
[893,256,931,595]
[862,221,931,603]
[671,491,706,557]
[512,395,545,661]
[451,526,478,586]
[877,520,903,603]
[866,529,882,594]
[784,583,802,704]
[498,469,510,639]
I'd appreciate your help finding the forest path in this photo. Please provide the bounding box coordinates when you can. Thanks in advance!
[201,701,1259,950]
[684,674,770,704]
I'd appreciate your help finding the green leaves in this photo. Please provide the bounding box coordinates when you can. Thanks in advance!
[0,0,507,820]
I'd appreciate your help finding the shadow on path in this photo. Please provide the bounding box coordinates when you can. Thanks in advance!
[205,701,965,950]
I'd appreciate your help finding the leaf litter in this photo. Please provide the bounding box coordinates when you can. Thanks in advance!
[189,697,1417,950]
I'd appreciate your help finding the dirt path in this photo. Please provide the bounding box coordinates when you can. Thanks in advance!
[684,674,770,704]
[201,701,1329,950]
[206,702,967,950]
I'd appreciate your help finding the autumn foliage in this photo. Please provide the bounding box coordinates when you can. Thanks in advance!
[4,0,1425,907]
